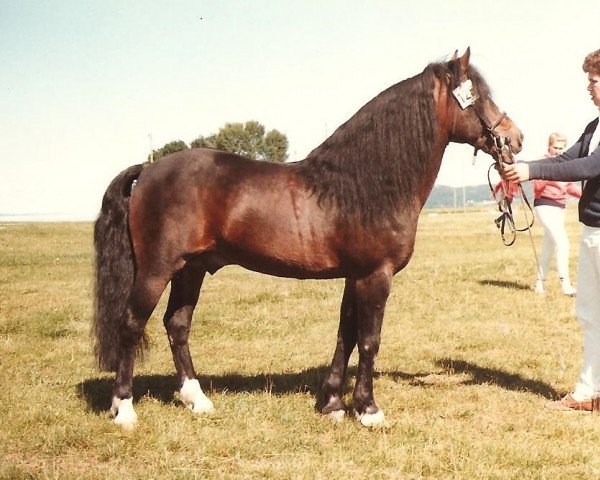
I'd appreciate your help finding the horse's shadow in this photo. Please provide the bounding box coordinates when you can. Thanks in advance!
[79,358,559,413]
[403,358,559,399]
[79,367,330,413]
[479,279,531,291]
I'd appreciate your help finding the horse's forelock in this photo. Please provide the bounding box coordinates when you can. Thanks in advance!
[467,65,492,101]
[429,61,492,101]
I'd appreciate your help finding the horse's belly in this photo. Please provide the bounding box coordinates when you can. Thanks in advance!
[192,248,342,279]
[211,242,343,279]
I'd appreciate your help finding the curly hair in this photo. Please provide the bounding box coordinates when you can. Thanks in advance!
[582,49,600,74]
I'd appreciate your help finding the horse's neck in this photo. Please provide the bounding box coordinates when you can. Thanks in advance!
[411,81,452,207]
[415,141,450,209]
[299,74,454,222]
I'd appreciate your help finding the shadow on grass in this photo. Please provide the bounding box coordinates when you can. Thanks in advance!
[430,358,558,399]
[80,375,179,413]
[479,279,531,291]
[79,358,558,413]
[79,366,332,413]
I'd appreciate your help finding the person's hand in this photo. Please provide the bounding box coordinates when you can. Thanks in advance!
[502,162,530,183]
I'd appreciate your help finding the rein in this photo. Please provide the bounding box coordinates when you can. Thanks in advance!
[487,163,534,246]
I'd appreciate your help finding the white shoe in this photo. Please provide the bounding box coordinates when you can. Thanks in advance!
[562,284,576,296]
[560,278,576,296]
[534,280,545,295]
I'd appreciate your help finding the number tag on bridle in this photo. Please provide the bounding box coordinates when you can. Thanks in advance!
[452,79,479,110]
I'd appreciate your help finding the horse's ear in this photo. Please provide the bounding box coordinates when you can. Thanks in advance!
[459,47,471,75]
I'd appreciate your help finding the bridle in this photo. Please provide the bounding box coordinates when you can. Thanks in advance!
[452,76,534,246]
[451,76,512,161]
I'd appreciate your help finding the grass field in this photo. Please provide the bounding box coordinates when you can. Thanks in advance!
[1,206,600,479]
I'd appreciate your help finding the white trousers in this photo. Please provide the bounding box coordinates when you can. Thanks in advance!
[573,225,600,401]
[534,205,571,282]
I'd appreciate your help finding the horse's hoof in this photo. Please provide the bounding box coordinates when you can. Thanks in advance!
[326,409,346,423]
[111,397,138,430]
[356,409,385,427]
[180,378,215,414]
[190,395,215,414]
[114,414,137,431]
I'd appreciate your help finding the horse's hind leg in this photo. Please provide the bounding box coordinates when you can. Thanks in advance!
[322,278,358,422]
[111,274,167,429]
[164,264,214,414]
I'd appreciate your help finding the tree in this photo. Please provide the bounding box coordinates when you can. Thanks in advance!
[150,140,188,162]
[261,129,288,163]
[214,122,253,158]
[243,120,266,159]
[154,120,289,163]
[190,135,217,149]
[190,120,288,162]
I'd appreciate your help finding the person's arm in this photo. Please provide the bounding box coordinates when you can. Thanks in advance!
[536,136,583,164]
[529,144,600,181]
[504,142,600,183]
[503,121,597,183]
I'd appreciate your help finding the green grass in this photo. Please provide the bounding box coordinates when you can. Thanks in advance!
[1,208,600,479]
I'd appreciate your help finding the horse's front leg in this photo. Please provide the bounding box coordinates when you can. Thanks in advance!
[352,268,391,427]
[322,279,358,422]
[164,265,214,415]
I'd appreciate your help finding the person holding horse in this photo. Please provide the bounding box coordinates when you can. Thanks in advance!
[503,47,600,411]
[532,132,581,296]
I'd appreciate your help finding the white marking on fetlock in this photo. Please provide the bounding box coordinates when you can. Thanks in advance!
[111,396,138,430]
[180,378,214,414]
[110,396,119,418]
[356,409,385,427]
[327,409,346,423]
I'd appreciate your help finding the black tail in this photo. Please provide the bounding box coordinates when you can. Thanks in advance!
[93,164,145,371]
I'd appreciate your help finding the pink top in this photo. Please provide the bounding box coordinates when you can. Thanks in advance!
[532,149,582,206]
[532,180,581,205]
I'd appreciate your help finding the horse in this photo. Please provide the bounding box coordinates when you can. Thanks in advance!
[93,49,523,429]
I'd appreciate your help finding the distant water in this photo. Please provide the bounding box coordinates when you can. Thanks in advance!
[0,213,96,222]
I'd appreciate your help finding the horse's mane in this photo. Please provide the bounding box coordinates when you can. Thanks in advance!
[297,61,491,224]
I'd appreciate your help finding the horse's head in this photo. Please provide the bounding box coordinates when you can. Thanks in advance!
[441,48,523,163]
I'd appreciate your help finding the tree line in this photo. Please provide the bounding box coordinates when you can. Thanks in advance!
[151,120,289,163]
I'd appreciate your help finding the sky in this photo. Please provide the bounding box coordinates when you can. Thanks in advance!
[1,0,599,219]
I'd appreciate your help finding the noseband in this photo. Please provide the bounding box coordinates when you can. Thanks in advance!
[478,111,509,152]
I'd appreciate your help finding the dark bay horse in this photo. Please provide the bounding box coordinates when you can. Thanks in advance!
[94,49,523,429]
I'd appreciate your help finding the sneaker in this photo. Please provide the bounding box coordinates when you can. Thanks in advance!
[560,278,576,296]
[534,280,544,295]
